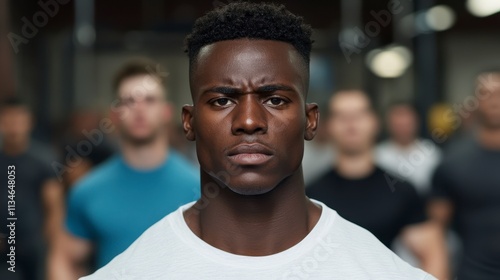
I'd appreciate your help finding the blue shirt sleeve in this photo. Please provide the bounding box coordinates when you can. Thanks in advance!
[65,182,94,240]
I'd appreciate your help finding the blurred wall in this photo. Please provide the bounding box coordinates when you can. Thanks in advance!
[0,0,15,96]
[443,31,500,102]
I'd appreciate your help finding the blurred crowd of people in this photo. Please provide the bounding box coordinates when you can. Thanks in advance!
[0,58,499,279]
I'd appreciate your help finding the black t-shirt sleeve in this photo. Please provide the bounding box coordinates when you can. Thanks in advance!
[31,156,59,200]
[401,182,427,226]
[40,162,56,182]
[430,163,452,200]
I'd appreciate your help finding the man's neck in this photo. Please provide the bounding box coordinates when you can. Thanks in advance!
[478,125,500,150]
[121,136,168,170]
[392,138,417,150]
[335,149,375,179]
[184,169,321,256]
[2,139,29,156]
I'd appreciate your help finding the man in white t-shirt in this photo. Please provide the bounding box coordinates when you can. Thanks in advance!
[82,2,436,279]
[375,101,442,194]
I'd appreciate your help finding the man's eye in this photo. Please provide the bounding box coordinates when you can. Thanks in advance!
[265,97,286,106]
[121,98,135,106]
[213,98,233,107]
[144,96,159,104]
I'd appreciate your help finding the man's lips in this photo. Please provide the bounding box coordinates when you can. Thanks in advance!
[226,144,274,165]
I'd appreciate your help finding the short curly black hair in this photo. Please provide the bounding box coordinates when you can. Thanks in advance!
[185,2,313,71]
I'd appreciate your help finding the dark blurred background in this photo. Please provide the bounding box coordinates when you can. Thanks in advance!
[1,0,499,144]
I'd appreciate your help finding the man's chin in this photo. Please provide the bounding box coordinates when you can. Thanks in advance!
[202,163,298,196]
[227,184,275,196]
[205,169,279,196]
[339,146,366,156]
[483,119,500,129]
[122,132,158,146]
[223,172,287,196]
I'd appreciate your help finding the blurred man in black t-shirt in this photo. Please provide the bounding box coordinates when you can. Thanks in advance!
[429,70,500,280]
[0,97,63,280]
[307,90,447,279]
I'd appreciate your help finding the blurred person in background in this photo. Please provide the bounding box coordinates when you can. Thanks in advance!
[56,109,116,190]
[302,115,335,185]
[429,69,500,280]
[48,59,200,279]
[375,101,442,195]
[375,101,462,274]
[0,97,64,280]
[307,90,448,279]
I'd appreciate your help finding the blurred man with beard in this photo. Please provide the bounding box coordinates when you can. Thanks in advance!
[429,70,500,279]
[48,59,199,279]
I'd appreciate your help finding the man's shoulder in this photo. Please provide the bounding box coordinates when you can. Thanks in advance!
[375,140,394,151]
[374,140,399,159]
[81,203,433,280]
[310,203,397,255]
[327,209,385,246]
[70,156,121,196]
[79,205,187,280]
[326,212,433,279]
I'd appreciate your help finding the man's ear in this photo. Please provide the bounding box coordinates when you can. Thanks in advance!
[305,103,319,141]
[182,105,195,141]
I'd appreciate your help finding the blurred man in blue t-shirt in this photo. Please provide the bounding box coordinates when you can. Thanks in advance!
[48,59,200,279]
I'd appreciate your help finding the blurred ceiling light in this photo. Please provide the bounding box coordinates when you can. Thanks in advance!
[425,5,456,31]
[76,24,96,47]
[400,5,455,36]
[467,0,500,17]
[366,45,413,78]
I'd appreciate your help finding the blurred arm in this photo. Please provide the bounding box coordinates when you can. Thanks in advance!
[428,198,454,227]
[42,179,65,244]
[47,177,94,280]
[48,230,93,280]
[401,221,449,280]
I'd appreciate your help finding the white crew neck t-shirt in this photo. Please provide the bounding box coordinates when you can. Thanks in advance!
[81,200,435,280]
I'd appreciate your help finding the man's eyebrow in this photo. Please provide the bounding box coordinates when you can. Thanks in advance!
[202,84,294,95]
[204,86,242,95]
[256,84,294,93]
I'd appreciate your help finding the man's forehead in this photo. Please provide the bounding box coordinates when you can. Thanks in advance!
[477,73,500,88]
[118,74,165,97]
[330,91,369,107]
[1,106,30,114]
[119,74,161,87]
[195,39,305,67]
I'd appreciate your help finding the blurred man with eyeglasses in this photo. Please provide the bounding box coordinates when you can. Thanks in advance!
[48,59,200,279]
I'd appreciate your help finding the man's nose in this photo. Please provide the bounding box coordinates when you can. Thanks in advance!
[231,95,268,135]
